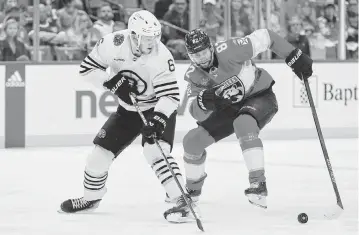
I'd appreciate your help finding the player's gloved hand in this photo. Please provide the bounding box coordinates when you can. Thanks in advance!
[103,73,139,104]
[197,88,231,111]
[285,48,313,80]
[142,112,168,144]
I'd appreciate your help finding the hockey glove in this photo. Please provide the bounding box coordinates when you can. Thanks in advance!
[142,112,168,144]
[285,48,313,80]
[103,73,139,104]
[197,88,231,111]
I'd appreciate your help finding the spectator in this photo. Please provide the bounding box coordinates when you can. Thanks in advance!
[51,12,92,60]
[93,3,115,37]
[234,0,256,37]
[1,0,21,23]
[286,15,311,56]
[29,4,58,45]
[298,0,317,30]
[166,38,188,60]
[231,0,244,37]
[140,0,157,13]
[0,18,30,61]
[56,0,90,31]
[154,0,172,20]
[162,0,189,41]
[113,21,126,31]
[346,2,358,59]
[279,0,301,37]
[200,0,224,43]
[316,3,340,58]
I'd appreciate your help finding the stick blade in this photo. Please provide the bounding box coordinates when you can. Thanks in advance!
[196,219,204,232]
[324,204,344,219]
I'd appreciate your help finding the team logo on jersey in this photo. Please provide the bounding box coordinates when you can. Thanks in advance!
[113,34,124,46]
[214,75,245,103]
[118,70,147,95]
[233,37,249,46]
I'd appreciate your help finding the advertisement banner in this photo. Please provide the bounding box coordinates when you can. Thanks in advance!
[0,65,4,148]
[26,65,113,146]
[5,63,26,148]
[259,63,358,131]
[25,63,358,147]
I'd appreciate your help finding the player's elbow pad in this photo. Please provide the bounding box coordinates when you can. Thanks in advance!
[247,29,271,58]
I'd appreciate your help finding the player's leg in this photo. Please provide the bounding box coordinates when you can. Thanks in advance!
[141,111,185,200]
[182,127,213,201]
[183,106,237,200]
[60,108,142,213]
[141,111,195,223]
[233,88,278,208]
[164,109,236,223]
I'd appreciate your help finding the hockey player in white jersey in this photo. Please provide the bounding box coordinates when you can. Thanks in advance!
[59,10,193,217]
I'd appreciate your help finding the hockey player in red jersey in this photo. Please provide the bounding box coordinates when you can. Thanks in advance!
[164,28,313,222]
[59,10,193,218]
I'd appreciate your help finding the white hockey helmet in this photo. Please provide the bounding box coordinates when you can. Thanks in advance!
[128,10,161,51]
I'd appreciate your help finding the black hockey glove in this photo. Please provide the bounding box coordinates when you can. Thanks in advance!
[285,48,313,80]
[103,73,139,104]
[141,112,168,144]
[197,88,231,111]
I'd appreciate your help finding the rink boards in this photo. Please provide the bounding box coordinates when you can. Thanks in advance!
[0,62,357,148]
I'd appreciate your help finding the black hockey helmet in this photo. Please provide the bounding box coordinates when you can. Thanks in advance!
[185,29,214,68]
[185,28,211,54]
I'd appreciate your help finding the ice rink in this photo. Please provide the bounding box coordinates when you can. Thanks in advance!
[0,138,357,235]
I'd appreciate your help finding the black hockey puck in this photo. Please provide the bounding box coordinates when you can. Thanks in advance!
[298,213,308,224]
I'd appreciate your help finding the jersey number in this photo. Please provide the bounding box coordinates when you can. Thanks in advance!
[168,59,175,72]
[215,42,228,53]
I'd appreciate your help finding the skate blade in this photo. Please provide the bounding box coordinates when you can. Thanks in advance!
[57,202,100,214]
[165,197,199,204]
[165,197,177,204]
[57,208,98,214]
[247,194,267,209]
[165,213,198,223]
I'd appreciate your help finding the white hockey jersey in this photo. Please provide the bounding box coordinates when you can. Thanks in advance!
[79,29,179,117]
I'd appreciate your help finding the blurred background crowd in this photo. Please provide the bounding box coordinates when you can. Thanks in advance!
[0,0,357,62]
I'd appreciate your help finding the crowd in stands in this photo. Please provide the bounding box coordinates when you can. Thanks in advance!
[0,0,357,61]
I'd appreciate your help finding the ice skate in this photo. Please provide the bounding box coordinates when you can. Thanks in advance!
[59,197,101,213]
[165,193,177,203]
[186,188,200,202]
[164,195,200,223]
[245,182,268,209]
[165,189,200,203]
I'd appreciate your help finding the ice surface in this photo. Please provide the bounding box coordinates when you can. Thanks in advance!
[0,139,357,235]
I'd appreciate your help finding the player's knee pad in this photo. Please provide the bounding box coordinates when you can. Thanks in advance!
[183,126,215,156]
[233,115,262,150]
[85,145,115,175]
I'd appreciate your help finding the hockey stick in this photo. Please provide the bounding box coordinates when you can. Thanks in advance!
[302,76,344,219]
[129,93,204,232]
